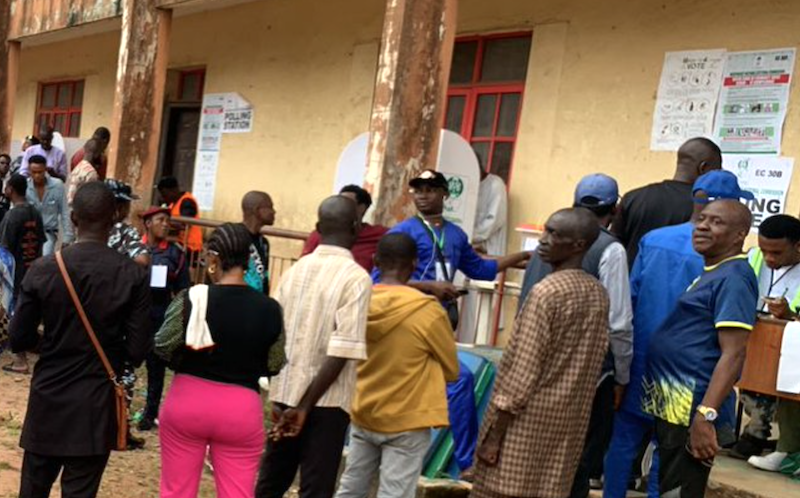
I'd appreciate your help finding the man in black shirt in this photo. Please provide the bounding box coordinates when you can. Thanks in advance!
[241,190,275,294]
[0,174,45,374]
[612,137,722,266]
[10,181,151,498]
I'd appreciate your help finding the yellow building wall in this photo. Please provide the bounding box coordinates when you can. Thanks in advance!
[12,31,119,145]
[9,0,800,261]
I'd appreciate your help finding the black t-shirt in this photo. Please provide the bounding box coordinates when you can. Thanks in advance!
[178,285,283,391]
[0,203,45,294]
[612,180,694,267]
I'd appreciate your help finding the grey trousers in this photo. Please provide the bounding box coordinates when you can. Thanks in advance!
[335,425,431,498]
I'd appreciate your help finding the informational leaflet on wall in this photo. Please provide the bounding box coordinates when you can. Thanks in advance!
[723,155,794,231]
[222,93,254,133]
[650,49,726,151]
[714,48,796,155]
[192,93,225,211]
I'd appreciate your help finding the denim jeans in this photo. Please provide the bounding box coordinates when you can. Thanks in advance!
[335,425,431,498]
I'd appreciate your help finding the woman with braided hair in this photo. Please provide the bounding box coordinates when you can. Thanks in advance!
[155,222,286,498]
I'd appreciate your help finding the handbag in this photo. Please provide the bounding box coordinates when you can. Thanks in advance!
[56,251,128,451]
[416,217,461,330]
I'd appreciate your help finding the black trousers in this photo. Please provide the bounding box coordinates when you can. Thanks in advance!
[144,352,167,421]
[655,418,713,498]
[19,451,110,498]
[569,375,616,498]
[255,405,350,498]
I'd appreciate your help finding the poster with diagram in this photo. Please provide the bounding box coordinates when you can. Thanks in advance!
[714,48,796,155]
[192,93,225,211]
[650,49,726,151]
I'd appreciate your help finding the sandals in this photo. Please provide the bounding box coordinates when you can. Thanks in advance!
[2,364,30,375]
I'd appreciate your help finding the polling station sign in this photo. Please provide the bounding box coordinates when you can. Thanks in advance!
[723,155,795,231]
[223,108,254,133]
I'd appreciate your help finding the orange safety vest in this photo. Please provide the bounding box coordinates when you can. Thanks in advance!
[171,192,203,252]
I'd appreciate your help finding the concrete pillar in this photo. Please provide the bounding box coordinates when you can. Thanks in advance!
[365,0,457,226]
[108,0,172,203]
[0,0,20,154]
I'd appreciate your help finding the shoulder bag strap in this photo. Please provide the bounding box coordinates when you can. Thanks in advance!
[415,216,453,282]
[55,251,118,383]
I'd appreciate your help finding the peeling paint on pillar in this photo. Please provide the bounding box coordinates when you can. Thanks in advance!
[0,0,19,154]
[108,0,171,204]
[365,0,457,226]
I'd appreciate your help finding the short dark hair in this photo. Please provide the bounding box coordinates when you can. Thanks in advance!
[375,233,417,269]
[207,223,252,272]
[759,214,800,243]
[7,174,27,197]
[340,184,372,209]
[94,127,111,141]
[576,202,615,219]
[0,154,11,162]
[157,176,179,190]
[72,181,116,227]
[28,155,47,167]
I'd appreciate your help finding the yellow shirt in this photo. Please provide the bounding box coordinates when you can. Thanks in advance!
[351,285,459,433]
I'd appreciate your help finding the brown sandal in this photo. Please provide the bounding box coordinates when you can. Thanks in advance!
[2,364,30,374]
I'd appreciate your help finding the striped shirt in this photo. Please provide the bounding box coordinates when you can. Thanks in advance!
[270,244,371,412]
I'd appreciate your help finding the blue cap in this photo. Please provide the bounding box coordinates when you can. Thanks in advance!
[574,173,619,207]
[693,170,755,203]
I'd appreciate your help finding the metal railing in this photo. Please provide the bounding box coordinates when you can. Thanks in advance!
[170,215,519,346]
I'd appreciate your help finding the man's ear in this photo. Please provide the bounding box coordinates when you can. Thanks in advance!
[70,211,79,230]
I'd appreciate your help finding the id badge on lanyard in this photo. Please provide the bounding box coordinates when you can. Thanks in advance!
[436,261,453,282]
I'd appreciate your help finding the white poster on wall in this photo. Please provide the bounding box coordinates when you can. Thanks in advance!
[192,93,225,211]
[723,154,795,231]
[222,93,254,133]
[650,49,726,151]
[714,48,796,155]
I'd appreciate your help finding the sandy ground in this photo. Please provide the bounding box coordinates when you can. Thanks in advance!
[0,351,219,498]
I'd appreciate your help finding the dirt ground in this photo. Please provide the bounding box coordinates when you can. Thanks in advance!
[0,351,219,498]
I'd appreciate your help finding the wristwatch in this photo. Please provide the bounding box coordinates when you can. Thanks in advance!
[697,405,718,422]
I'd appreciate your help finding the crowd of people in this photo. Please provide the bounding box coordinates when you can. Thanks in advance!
[0,130,797,498]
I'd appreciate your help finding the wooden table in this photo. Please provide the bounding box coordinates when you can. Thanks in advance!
[737,317,800,401]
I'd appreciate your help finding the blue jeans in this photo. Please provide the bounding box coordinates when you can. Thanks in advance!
[604,409,660,498]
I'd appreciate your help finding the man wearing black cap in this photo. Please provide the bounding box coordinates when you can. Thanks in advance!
[106,179,149,268]
[372,169,531,475]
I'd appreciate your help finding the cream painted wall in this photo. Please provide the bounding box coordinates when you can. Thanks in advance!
[12,30,119,145]
[9,0,800,262]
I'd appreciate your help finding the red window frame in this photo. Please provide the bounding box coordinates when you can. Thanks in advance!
[177,69,206,102]
[444,32,531,186]
[35,80,84,137]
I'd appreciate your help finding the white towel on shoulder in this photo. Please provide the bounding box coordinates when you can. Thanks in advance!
[186,284,215,351]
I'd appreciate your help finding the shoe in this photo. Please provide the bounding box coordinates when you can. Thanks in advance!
[127,432,146,450]
[138,418,156,431]
[730,434,769,460]
[748,452,788,472]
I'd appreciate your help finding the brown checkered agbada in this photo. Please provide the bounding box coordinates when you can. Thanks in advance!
[472,269,609,498]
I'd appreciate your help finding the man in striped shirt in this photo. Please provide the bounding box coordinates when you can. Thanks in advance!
[256,195,372,498]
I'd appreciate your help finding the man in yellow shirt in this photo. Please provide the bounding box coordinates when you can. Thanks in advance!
[336,233,460,498]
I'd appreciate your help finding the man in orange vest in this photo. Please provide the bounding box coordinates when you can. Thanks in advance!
[156,176,203,254]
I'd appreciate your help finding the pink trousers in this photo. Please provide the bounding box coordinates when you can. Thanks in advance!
[159,374,265,498]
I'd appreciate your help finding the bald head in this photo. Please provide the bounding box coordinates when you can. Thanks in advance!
[676,137,723,183]
[241,190,275,230]
[317,195,359,248]
[538,208,600,267]
[693,199,752,260]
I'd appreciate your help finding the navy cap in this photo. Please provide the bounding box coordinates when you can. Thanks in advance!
[693,170,755,203]
[409,169,449,191]
[574,173,619,207]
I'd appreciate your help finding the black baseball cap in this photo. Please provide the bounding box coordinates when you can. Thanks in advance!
[409,169,448,191]
[104,178,140,202]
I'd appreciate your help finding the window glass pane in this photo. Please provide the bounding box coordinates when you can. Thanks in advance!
[41,85,57,109]
[54,114,67,135]
[180,72,203,101]
[491,142,514,183]
[449,41,478,84]
[445,96,466,133]
[497,94,521,137]
[37,113,50,131]
[72,81,84,107]
[480,37,532,83]
[69,113,82,137]
[471,141,490,171]
[472,94,497,137]
[57,84,72,108]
